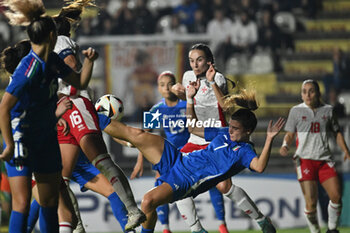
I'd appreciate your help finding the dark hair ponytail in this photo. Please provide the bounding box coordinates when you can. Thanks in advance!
[1,40,31,74]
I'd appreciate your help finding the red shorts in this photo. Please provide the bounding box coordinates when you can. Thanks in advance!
[180,142,209,153]
[57,96,101,145]
[296,158,338,183]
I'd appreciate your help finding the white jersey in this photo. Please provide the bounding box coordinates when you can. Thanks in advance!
[54,35,89,99]
[182,70,227,145]
[284,103,340,161]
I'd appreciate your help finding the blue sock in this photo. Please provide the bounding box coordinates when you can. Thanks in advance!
[39,206,59,233]
[141,226,154,233]
[209,187,225,221]
[9,210,28,232]
[27,199,40,233]
[156,204,169,225]
[108,192,128,231]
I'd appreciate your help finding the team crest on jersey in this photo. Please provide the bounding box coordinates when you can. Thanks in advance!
[232,146,241,151]
[302,116,307,121]
[16,164,24,171]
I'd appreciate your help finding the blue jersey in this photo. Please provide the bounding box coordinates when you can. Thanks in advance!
[150,99,189,148]
[155,127,257,201]
[5,50,72,175]
[6,50,71,140]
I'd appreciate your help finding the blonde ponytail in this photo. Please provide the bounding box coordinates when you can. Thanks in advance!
[223,88,258,114]
[2,0,45,26]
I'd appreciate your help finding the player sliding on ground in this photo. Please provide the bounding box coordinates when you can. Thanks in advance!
[102,82,285,233]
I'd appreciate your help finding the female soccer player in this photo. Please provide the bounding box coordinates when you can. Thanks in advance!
[51,2,145,230]
[0,0,97,231]
[171,43,271,233]
[131,71,191,233]
[101,80,284,233]
[279,80,350,233]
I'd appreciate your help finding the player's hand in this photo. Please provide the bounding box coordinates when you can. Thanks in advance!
[130,160,144,179]
[0,146,14,162]
[82,47,99,61]
[267,117,285,139]
[187,79,200,99]
[344,151,350,161]
[56,97,72,118]
[206,63,216,83]
[171,83,186,96]
[58,118,70,136]
[279,146,289,156]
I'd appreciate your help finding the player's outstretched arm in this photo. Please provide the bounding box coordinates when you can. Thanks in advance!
[63,47,98,89]
[206,63,226,109]
[279,131,295,156]
[250,118,285,173]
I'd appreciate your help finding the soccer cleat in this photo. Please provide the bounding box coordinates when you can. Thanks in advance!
[163,229,172,233]
[219,224,229,233]
[326,229,339,233]
[124,209,147,231]
[257,217,276,233]
[192,229,208,233]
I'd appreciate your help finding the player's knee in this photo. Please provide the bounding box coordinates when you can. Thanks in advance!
[216,180,232,194]
[13,196,31,213]
[141,193,157,214]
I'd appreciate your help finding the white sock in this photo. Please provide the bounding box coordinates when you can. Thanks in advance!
[224,184,263,220]
[328,201,341,230]
[304,209,320,233]
[92,154,138,213]
[63,178,85,233]
[59,222,73,233]
[176,197,203,232]
[162,224,170,230]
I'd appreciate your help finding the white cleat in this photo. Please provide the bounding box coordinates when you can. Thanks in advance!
[124,209,147,231]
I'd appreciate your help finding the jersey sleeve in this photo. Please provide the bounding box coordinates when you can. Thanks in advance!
[54,36,75,60]
[284,107,297,133]
[238,145,257,169]
[204,127,228,141]
[98,113,111,130]
[6,64,31,98]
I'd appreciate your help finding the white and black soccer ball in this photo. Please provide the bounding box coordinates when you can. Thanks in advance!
[95,94,124,120]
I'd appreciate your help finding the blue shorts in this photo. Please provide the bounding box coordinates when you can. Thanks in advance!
[71,152,100,192]
[153,139,194,202]
[6,131,62,177]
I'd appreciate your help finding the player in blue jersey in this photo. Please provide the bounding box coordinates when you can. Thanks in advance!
[99,82,285,233]
[0,0,98,232]
[131,71,190,233]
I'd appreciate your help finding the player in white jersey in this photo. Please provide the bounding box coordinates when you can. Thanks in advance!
[280,80,350,233]
[171,43,273,233]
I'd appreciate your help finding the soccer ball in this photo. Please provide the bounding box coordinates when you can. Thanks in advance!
[95,94,124,120]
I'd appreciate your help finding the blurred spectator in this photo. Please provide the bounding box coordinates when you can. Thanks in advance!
[301,0,322,18]
[257,8,280,52]
[173,0,199,33]
[323,48,350,100]
[76,17,94,37]
[192,9,207,33]
[134,0,156,34]
[162,14,188,36]
[240,0,260,20]
[127,49,158,121]
[228,10,258,55]
[112,0,135,34]
[93,0,113,35]
[207,7,232,56]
